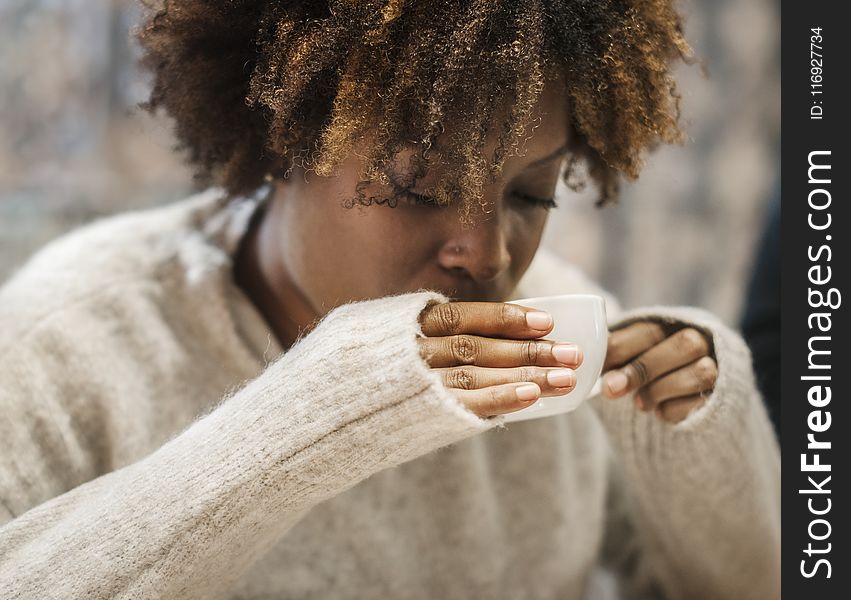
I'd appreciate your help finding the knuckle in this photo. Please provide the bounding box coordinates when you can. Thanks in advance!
[521,341,541,364]
[447,367,477,390]
[486,386,505,412]
[516,367,538,385]
[629,358,650,385]
[695,356,718,387]
[499,302,519,330]
[644,322,667,344]
[434,302,463,335]
[678,328,708,356]
[450,334,480,364]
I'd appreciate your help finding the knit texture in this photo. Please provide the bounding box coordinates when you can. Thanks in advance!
[0,188,779,599]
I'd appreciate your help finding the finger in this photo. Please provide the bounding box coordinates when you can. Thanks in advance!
[654,394,708,424]
[453,382,542,417]
[438,365,577,397]
[602,327,711,399]
[603,321,668,370]
[636,356,718,411]
[419,301,554,339]
[418,334,582,368]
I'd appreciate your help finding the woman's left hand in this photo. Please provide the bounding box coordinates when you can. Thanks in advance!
[601,321,717,423]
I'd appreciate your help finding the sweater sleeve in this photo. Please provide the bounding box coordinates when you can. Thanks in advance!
[591,306,781,600]
[0,290,499,599]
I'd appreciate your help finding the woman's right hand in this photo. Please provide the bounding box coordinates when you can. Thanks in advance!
[417,301,584,418]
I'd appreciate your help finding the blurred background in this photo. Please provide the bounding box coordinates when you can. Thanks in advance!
[0,0,780,326]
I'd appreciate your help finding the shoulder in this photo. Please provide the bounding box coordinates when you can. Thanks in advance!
[0,188,235,353]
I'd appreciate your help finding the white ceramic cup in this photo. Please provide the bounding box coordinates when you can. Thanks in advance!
[502,294,608,423]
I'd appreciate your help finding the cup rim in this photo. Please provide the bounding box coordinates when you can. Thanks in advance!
[507,293,605,305]
[503,293,608,423]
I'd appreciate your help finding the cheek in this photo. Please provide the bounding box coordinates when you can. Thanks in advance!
[506,211,548,272]
[347,209,437,281]
[293,202,434,298]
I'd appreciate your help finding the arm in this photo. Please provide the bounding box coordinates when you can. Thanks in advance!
[592,306,780,600]
[0,291,495,599]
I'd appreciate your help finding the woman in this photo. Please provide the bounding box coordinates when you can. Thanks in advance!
[0,1,779,599]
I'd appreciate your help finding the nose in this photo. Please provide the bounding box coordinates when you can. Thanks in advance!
[438,209,511,284]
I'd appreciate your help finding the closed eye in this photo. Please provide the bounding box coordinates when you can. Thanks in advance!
[512,191,559,210]
[399,188,558,210]
[401,190,446,208]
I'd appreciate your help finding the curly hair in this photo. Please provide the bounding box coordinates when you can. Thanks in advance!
[136,0,693,225]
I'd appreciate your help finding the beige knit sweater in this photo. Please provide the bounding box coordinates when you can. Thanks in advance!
[0,188,780,599]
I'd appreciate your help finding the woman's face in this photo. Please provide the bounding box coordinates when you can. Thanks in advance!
[254,79,571,323]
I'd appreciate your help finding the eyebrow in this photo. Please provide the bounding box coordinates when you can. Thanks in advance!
[394,139,571,181]
[525,140,572,169]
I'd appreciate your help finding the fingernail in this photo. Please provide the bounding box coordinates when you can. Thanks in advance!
[525,311,552,331]
[547,368,576,388]
[552,344,581,365]
[605,371,628,395]
[515,384,540,402]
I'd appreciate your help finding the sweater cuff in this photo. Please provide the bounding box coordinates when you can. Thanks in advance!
[592,304,766,432]
[307,289,503,456]
[204,290,501,494]
[588,304,780,502]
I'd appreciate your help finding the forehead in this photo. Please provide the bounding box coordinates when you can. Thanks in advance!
[359,70,570,165]
[448,78,572,155]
